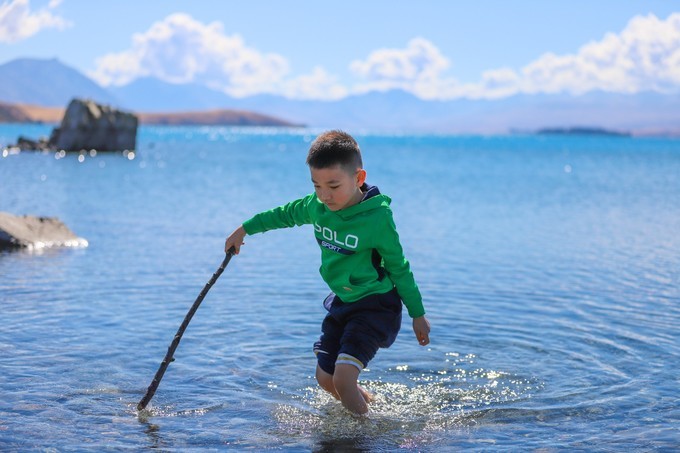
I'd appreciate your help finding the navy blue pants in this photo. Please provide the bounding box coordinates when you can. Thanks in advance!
[314,289,402,374]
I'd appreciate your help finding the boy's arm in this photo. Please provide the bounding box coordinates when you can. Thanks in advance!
[374,209,425,319]
[224,194,314,254]
[375,211,430,346]
[242,194,314,235]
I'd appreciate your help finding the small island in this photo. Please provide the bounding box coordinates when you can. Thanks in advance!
[536,126,631,137]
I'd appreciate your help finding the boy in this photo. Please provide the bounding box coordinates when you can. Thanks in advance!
[224,130,430,415]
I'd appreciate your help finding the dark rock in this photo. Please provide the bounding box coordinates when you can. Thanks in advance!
[8,98,138,152]
[0,212,88,251]
[50,98,138,151]
[15,135,52,151]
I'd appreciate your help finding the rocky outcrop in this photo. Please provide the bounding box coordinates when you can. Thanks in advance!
[8,98,138,152]
[50,98,138,151]
[13,135,54,151]
[0,212,88,251]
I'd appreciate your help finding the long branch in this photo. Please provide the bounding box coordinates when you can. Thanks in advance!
[137,250,234,411]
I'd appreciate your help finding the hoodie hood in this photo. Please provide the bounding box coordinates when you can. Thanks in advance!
[334,183,392,220]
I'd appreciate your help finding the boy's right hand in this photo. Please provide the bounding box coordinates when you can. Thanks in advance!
[413,315,431,346]
[225,225,247,255]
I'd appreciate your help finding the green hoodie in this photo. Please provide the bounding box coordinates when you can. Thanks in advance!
[242,184,425,318]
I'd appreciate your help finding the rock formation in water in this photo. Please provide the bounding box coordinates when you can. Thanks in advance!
[8,98,138,152]
[0,212,88,251]
[50,98,138,151]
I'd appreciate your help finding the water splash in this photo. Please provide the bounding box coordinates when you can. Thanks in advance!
[24,237,89,251]
[271,352,543,449]
[134,403,225,419]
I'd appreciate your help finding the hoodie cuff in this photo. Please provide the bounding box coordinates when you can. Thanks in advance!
[405,300,426,319]
[242,216,264,235]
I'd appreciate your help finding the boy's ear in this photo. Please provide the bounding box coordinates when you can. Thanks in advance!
[356,169,367,186]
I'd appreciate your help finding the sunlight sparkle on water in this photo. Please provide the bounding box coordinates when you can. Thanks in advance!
[272,352,543,448]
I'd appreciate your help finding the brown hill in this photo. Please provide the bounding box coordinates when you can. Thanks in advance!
[0,101,302,127]
[137,109,302,127]
[0,103,28,122]
[0,102,62,123]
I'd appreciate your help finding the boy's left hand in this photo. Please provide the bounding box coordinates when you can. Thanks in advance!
[413,316,430,346]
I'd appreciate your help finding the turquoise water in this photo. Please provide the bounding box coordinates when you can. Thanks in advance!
[1,125,679,451]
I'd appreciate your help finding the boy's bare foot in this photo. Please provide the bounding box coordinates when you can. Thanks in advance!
[358,385,374,404]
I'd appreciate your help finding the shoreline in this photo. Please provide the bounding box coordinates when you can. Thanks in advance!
[1,102,678,138]
[0,102,303,128]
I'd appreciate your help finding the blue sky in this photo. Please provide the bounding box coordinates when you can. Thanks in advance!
[1,0,679,100]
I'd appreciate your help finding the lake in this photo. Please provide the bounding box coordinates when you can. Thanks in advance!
[1,125,679,451]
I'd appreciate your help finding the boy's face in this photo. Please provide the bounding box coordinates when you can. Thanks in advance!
[310,164,367,211]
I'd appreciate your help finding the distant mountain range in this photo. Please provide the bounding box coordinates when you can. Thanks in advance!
[1,58,679,136]
[0,58,117,107]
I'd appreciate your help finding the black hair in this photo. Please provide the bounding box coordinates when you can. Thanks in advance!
[306,130,363,171]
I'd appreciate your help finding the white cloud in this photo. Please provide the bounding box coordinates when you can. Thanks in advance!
[350,37,449,81]
[453,68,523,100]
[281,66,348,100]
[89,13,290,97]
[502,12,680,97]
[0,0,70,43]
[346,13,680,100]
[349,37,459,99]
[87,11,680,101]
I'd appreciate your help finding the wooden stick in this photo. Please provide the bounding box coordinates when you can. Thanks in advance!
[137,250,235,411]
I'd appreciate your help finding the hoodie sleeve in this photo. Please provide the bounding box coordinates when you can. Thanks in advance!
[242,194,314,235]
[374,208,425,318]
